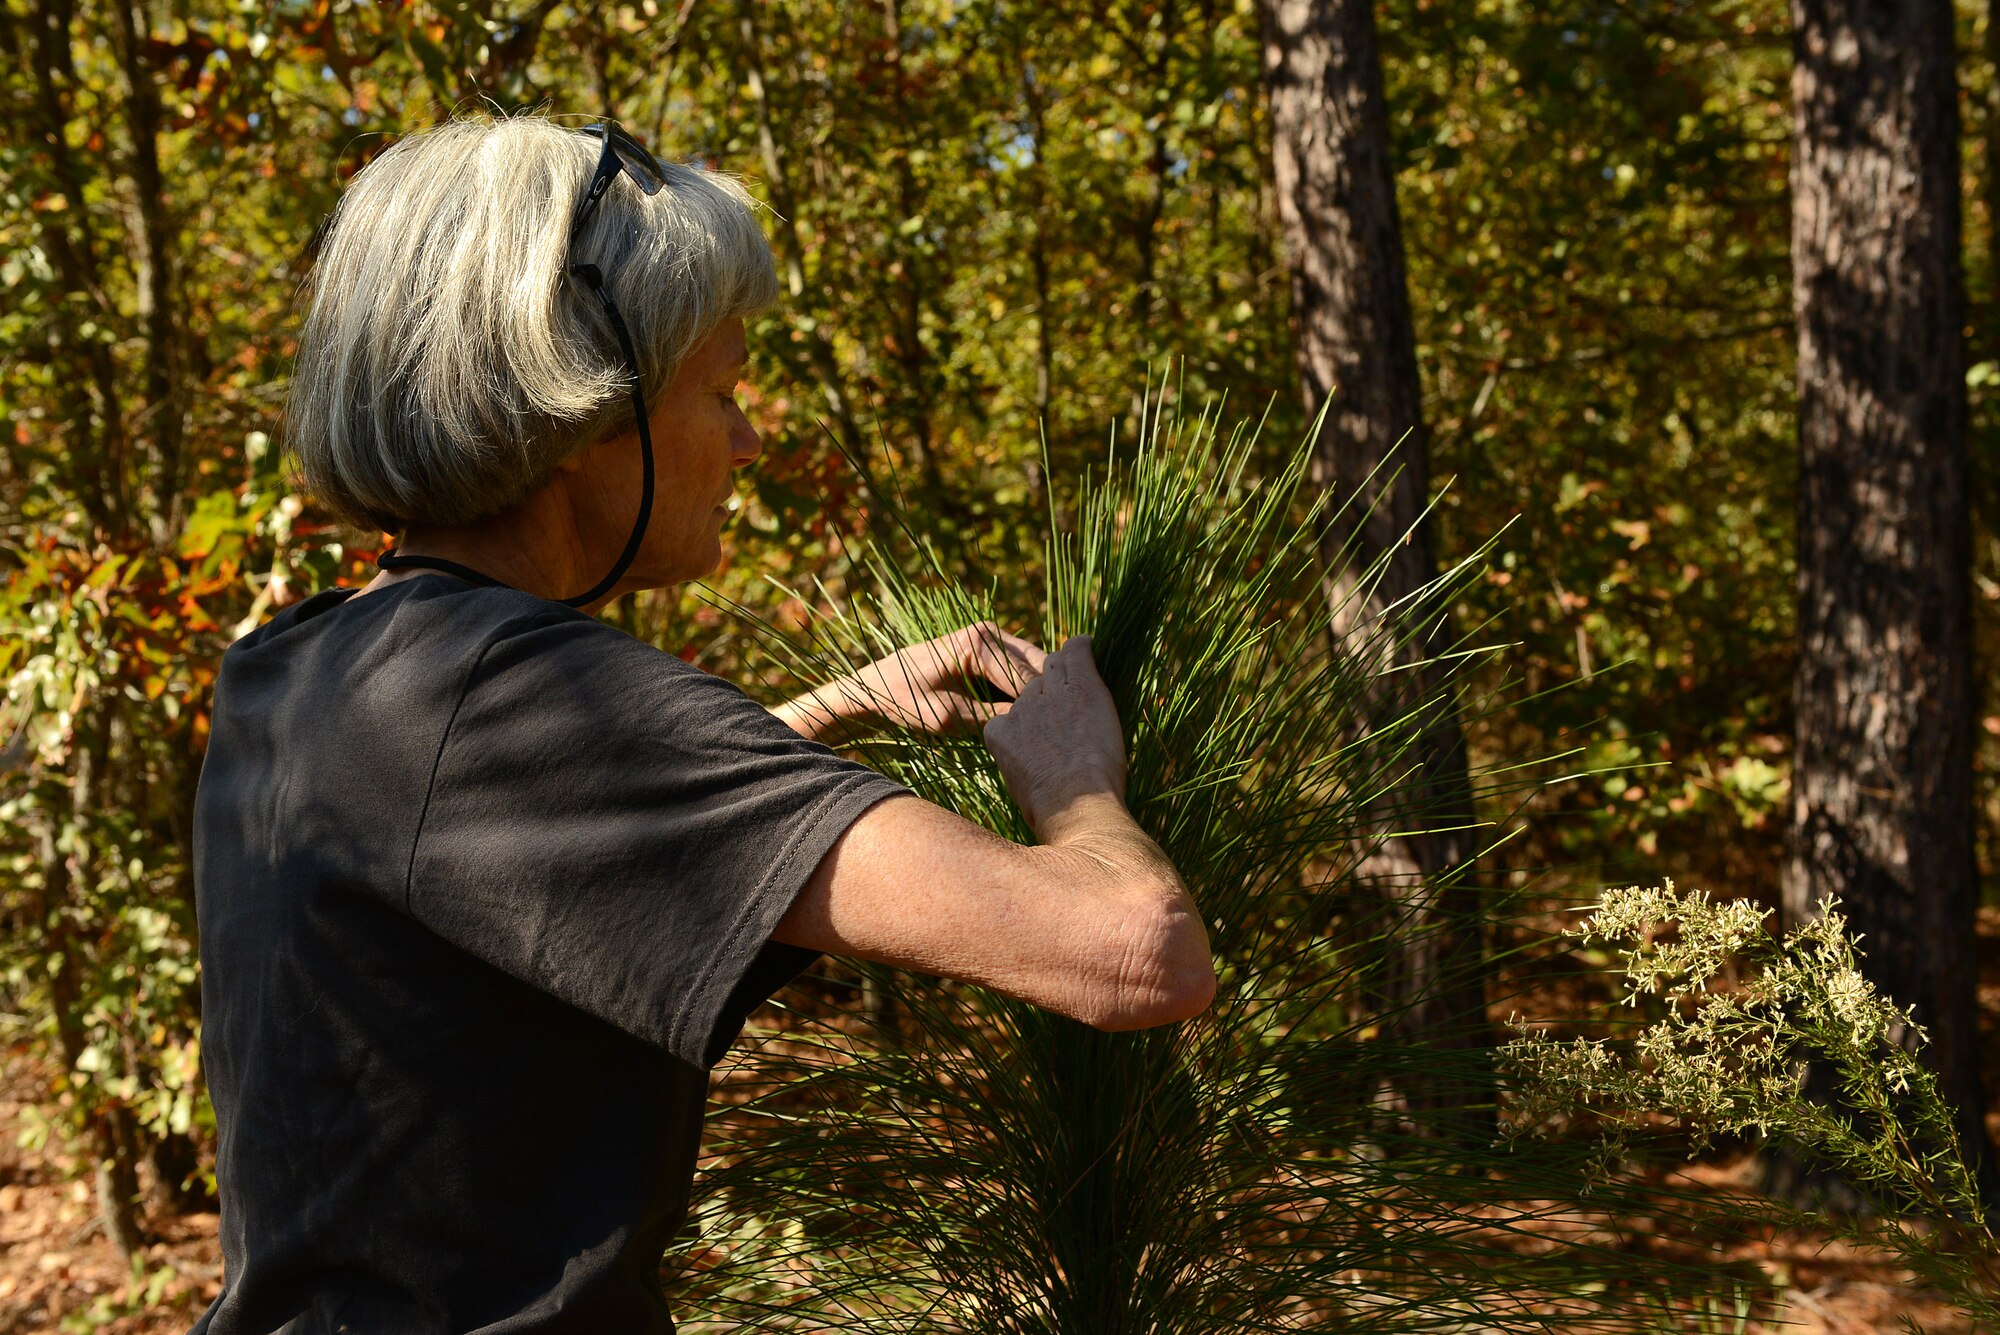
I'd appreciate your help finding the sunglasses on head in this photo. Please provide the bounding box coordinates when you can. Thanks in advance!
[570,120,669,249]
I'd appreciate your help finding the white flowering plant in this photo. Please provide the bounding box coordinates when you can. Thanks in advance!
[1503,881,1998,1327]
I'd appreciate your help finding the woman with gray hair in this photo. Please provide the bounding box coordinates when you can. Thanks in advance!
[191,112,1212,1334]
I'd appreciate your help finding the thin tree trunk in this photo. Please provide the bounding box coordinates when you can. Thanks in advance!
[38,713,149,1257]
[1113,1,1180,432]
[877,0,952,530]
[1785,0,1997,1199]
[1987,0,2000,308]
[581,0,617,121]
[111,0,186,540]
[28,0,127,538]
[1258,0,1488,1121]
[647,0,701,151]
[1020,57,1054,513]
[732,0,874,493]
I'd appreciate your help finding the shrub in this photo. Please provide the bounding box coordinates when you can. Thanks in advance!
[1505,882,2000,1327]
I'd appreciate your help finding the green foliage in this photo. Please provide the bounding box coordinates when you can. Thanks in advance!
[55,1260,186,1334]
[1,0,345,1237]
[1383,0,1801,888]
[668,405,1732,1332]
[5,0,2000,1301]
[1504,883,2000,1326]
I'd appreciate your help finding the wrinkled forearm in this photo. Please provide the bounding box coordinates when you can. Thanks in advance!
[1028,793,1214,1028]
[1033,791,1177,887]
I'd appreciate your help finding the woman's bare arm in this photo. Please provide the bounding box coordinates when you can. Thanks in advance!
[773,791,1213,1030]
[772,635,1214,1031]
[772,622,1047,748]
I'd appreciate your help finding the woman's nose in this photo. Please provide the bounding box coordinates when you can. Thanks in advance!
[730,417,762,468]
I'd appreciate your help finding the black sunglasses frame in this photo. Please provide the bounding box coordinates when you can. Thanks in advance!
[552,119,668,608]
[572,121,667,245]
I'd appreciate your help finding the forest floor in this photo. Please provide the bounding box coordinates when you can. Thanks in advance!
[3,909,1999,1333]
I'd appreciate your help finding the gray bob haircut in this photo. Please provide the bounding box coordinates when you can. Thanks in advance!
[288,112,779,532]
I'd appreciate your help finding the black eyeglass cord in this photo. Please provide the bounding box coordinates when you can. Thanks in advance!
[377,264,657,609]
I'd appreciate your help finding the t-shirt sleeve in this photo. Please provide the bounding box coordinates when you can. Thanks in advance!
[407,610,911,1069]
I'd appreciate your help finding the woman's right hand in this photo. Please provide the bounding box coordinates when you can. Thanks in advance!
[780,629,1214,1031]
[980,635,1129,834]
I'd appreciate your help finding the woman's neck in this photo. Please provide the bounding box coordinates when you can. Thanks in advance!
[361,488,613,611]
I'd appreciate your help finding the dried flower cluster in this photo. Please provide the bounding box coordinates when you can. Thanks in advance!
[1503,881,1998,1324]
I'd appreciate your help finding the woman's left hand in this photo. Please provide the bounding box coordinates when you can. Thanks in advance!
[780,622,1047,742]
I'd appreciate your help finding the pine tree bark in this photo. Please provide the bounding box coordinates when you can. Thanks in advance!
[1786,0,1997,1196]
[1259,0,1488,1115]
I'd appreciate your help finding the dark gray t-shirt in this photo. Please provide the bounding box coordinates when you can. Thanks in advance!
[190,573,909,1334]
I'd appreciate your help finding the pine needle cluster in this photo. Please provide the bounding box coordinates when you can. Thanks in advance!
[674,402,1739,1332]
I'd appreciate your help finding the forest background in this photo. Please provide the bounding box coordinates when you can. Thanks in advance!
[2,0,1996,1325]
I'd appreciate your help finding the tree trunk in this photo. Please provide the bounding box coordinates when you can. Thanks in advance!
[27,0,128,538]
[1258,0,1488,1122]
[1786,0,1997,1199]
[731,1,872,489]
[111,0,186,540]
[1987,0,2000,308]
[37,715,149,1258]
